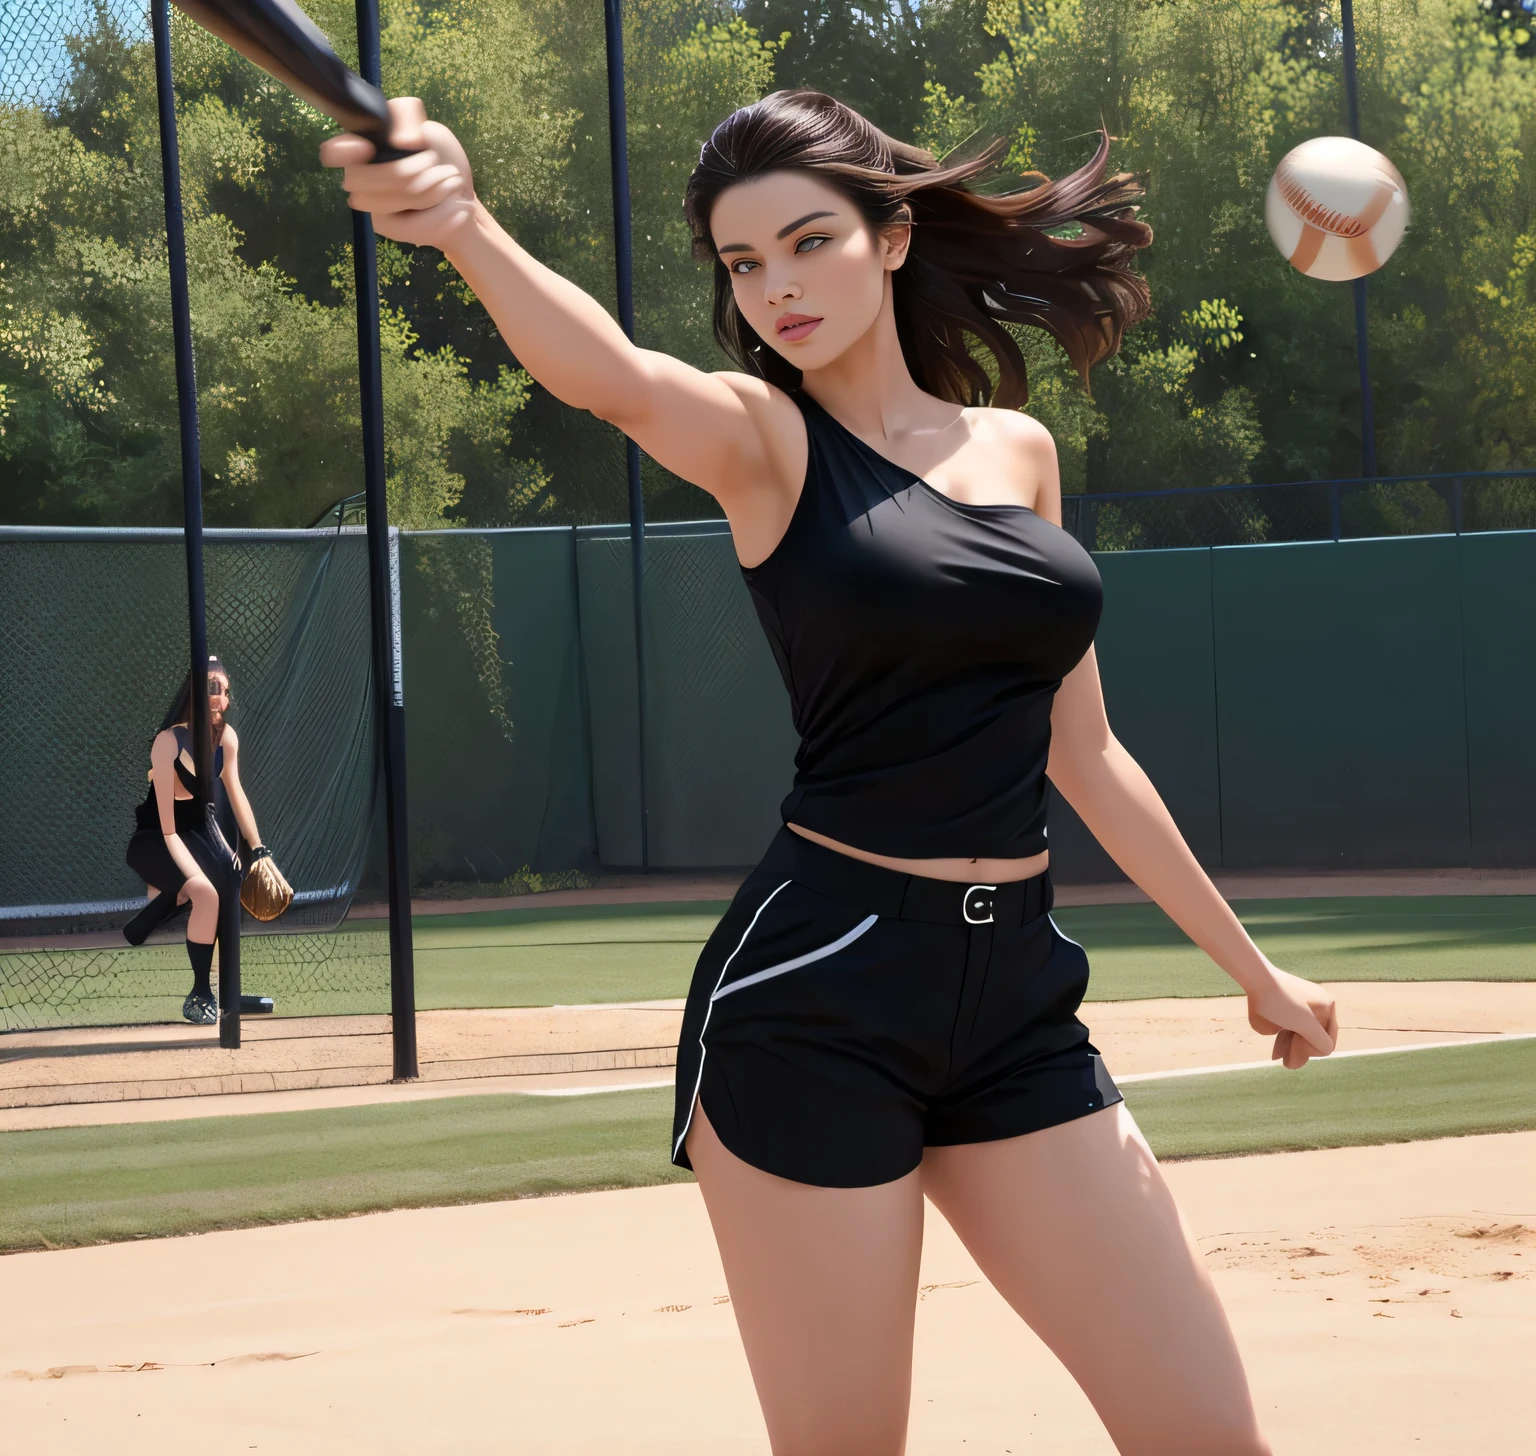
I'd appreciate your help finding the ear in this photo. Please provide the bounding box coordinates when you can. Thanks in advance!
[880,211,914,272]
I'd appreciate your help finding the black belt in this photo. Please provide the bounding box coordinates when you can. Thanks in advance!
[896,871,1051,928]
[764,827,1054,928]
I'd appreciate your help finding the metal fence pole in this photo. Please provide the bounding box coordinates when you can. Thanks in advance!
[603,0,651,870]
[354,0,417,1080]
[1341,0,1378,479]
[151,0,240,1048]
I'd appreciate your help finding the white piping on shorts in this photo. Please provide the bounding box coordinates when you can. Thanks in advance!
[1048,913,1086,952]
[709,914,879,1002]
[672,878,793,1162]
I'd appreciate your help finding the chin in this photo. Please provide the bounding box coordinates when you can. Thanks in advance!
[765,337,843,372]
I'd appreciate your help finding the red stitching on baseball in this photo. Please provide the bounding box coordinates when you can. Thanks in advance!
[1275,162,1370,238]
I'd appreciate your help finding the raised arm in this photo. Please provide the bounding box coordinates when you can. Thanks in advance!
[320,99,801,517]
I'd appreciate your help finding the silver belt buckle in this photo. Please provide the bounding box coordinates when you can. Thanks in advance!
[962,884,996,925]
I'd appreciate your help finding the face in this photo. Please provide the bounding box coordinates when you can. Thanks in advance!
[208,673,230,726]
[710,169,910,372]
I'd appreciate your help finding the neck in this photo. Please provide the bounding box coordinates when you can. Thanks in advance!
[798,277,954,440]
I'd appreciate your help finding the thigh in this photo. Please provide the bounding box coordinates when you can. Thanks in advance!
[125,831,183,895]
[921,1103,1269,1456]
[686,1102,924,1456]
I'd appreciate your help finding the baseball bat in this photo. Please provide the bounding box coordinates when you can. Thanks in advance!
[171,0,419,161]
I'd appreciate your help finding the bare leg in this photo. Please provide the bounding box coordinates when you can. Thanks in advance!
[179,873,218,944]
[686,1103,924,1456]
[922,1103,1270,1455]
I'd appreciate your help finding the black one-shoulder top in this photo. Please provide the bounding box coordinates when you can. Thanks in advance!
[740,390,1103,860]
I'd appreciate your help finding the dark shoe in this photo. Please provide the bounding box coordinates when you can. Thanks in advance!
[181,991,219,1026]
[124,889,186,946]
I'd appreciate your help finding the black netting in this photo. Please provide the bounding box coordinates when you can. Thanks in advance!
[0,526,388,1030]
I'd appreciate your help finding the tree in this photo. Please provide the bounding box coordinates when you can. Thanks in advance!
[3,0,1531,533]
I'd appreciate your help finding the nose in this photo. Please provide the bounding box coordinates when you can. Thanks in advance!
[761,268,802,307]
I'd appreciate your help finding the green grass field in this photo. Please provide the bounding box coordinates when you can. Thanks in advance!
[4,1038,1534,1254]
[6,895,1531,1030]
[408,894,1536,1009]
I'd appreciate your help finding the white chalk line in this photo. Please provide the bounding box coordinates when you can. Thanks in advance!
[514,1033,1536,1097]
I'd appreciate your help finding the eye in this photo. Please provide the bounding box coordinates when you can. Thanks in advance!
[794,234,830,253]
[729,258,758,275]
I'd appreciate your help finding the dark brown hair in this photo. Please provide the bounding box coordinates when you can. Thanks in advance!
[683,89,1152,409]
[160,655,232,745]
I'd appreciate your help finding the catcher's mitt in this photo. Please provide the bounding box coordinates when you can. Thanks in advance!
[241,849,293,921]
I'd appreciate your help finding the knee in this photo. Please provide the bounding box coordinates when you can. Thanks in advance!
[182,875,217,909]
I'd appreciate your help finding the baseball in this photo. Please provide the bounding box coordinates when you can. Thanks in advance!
[1265,136,1410,281]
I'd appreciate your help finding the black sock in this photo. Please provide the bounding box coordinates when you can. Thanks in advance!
[186,938,216,999]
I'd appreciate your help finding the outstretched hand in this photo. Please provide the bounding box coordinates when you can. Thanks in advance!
[1247,965,1338,1069]
[319,97,479,250]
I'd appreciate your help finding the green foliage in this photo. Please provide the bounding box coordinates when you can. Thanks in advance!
[3,0,1532,529]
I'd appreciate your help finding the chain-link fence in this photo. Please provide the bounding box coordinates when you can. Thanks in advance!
[0,525,390,1030]
[0,0,148,111]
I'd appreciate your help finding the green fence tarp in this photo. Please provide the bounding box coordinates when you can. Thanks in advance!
[395,526,1536,881]
[1459,532,1536,866]
[401,530,596,886]
[1047,547,1223,881]
[576,525,797,868]
[1212,535,1473,869]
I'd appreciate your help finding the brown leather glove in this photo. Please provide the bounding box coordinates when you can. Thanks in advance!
[240,848,294,921]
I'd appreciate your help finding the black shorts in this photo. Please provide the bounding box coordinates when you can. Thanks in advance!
[671,827,1122,1188]
[125,821,226,896]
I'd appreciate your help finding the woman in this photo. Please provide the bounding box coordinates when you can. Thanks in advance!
[324,90,1336,1453]
[126,656,271,1025]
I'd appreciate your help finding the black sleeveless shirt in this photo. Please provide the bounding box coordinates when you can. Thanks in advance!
[134,725,230,839]
[741,391,1103,860]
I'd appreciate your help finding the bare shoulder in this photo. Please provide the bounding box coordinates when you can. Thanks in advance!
[971,404,1057,459]
[968,406,1061,519]
[151,726,179,758]
[221,724,240,753]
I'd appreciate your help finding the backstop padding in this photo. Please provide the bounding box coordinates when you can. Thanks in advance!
[575,523,797,868]
[1459,531,1536,867]
[1045,547,1224,881]
[399,528,597,886]
[395,525,1536,880]
[1212,536,1473,870]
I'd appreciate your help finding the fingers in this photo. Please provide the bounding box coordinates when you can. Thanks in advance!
[1297,997,1336,1058]
[387,96,428,151]
[319,132,375,167]
[337,148,465,217]
[1321,995,1340,1050]
[320,99,434,173]
[1271,997,1337,1069]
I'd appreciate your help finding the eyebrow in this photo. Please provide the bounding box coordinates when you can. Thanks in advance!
[716,210,839,255]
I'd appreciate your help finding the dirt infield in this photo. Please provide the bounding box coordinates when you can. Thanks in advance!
[5,981,1534,1132]
[1,1129,1530,1453]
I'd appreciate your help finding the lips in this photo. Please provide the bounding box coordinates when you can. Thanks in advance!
[776,314,822,341]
